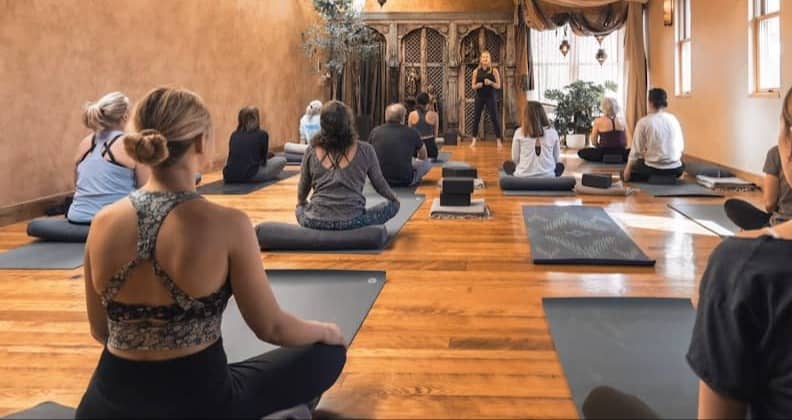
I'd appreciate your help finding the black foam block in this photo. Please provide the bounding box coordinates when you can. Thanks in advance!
[440,193,471,206]
[582,173,613,189]
[442,177,474,194]
[442,167,477,178]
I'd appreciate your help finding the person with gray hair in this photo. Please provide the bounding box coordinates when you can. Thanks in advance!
[369,103,432,187]
[578,96,629,163]
[299,100,322,144]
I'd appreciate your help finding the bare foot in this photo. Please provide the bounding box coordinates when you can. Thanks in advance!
[470,138,477,148]
[496,139,503,149]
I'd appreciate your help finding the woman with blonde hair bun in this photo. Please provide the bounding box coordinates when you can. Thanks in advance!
[77,87,346,418]
[67,91,149,224]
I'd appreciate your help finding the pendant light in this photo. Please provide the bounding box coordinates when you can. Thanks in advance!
[559,27,570,57]
[595,34,607,66]
[378,0,387,6]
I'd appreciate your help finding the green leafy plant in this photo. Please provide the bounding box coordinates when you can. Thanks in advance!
[545,80,617,135]
[303,0,379,98]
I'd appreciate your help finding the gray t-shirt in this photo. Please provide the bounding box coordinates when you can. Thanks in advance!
[298,142,398,221]
[763,146,792,225]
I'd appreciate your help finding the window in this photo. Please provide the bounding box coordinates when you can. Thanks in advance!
[675,0,692,95]
[751,0,781,92]
[530,26,624,104]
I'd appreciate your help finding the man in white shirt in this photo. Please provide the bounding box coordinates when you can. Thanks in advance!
[623,88,685,182]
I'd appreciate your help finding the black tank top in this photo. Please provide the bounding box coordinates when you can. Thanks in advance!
[598,117,627,149]
[413,109,435,139]
[476,67,496,99]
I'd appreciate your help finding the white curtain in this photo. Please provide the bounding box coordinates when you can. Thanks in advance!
[530,25,625,107]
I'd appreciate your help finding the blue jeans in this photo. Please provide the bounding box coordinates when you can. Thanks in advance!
[411,159,433,186]
[296,200,400,231]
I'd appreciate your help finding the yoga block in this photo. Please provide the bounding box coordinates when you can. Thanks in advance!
[648,175,679,185]
[442,177,474,194]
[602,153,624,164]
[444,129,458,146]
[582,173,613,189]
[442,167,477,178]
[440,193,471,206]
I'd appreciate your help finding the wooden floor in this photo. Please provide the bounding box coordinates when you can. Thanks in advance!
[0,142,760,418]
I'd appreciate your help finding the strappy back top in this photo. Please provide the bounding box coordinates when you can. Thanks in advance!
[101,190,232,351]
[413,109,435,140]
[598,117,627,149]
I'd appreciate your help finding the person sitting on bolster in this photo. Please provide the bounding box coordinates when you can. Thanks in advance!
[370,103,432,187]
[297,101,400,231]
[68,92,150,225]
[503,101,564,178]
[222,107,287,183]
[77,87,346,419]
[578,96,629,163]
[725,90,792,230]
[408,92,440,160]
[623,88,685,182]
[299,100,322,144]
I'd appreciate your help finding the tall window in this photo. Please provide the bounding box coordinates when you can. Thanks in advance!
[530,26,624,104]
[751,0,781,92]
[675,0,692,95]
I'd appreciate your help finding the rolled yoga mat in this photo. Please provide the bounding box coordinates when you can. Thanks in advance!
[500,173,577,196]
[668,203,738,237]
[221,269,386,363]
[522,206,655,266]
[630,180,723,198]
[543,297,697,419]
[197,170,299,195]
[0,242,85,270]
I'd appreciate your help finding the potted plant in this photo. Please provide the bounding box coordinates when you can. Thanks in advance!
[545,80,617,149]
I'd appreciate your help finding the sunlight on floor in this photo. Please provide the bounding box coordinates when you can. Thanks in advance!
[610,212,716,236]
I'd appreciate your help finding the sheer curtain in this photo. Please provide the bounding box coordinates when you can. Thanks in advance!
[530,25,625,105]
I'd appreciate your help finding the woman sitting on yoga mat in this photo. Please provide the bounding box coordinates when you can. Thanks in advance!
[578,97,629,163]
[502,101,564,178]
[725,88,792,230]
[299,100,322,144]
[408,92,440,160]
[68,92,150,224]
[222,107,287,184]
[296,101,400,231]
[623,88,685,182]
[77,87,346,419]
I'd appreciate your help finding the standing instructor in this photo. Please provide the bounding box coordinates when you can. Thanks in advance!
[470,50,503,149]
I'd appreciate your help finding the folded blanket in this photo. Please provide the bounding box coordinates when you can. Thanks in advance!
[575,182,636,196]
[284,143,309,155]
[430,198,491,220]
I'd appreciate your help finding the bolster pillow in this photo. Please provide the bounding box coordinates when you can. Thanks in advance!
[499,175,577,191]
[284,143,309,155]
[256,222,388,251]
[27,218,90,242]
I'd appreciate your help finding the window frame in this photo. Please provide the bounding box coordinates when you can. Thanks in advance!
[750,0,781,94]
[675,0,692,96]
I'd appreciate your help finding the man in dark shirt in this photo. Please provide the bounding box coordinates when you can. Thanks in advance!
[369,103,431,187]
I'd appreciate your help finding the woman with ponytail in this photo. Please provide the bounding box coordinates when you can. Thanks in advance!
[78,87,346,418]
[67,92,149,224]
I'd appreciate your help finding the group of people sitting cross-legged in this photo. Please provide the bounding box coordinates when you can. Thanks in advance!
[222,107,287,183]
[77,87,346,418]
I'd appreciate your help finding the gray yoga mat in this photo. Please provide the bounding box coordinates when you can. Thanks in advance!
[544,297,697,419]
[522,206,655,266]
[221,269,386,363]
[632,181,723,198]
[197,170,299,195]
[0,242,85,270]
[432,151,452,165]
[2,402,75,419]
[503,190,576,196]
[668,203,738,237]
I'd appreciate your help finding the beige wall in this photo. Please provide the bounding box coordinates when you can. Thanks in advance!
[364,0,514,12]
[0,0,323,207]
[646,0,791,175]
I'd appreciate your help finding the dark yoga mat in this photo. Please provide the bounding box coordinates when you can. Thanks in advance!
[0,242,85,270]
[632,181,723,198]
[668,203,738,237]
[3,402,75,419]
[544,297,697,419]
[221,269,386,363]
[197,170,299,195]
[522,206,655,266]
[432,151,452,166]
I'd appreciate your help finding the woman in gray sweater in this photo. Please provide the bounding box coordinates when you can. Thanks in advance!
[296,101,400,230]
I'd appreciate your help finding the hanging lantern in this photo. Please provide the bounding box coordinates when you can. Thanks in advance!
[377,0,387,6]
[559,39,571,57]
[596,48,608,66]
[595,35,606,45]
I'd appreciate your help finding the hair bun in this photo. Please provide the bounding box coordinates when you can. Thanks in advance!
[123,129,169,166]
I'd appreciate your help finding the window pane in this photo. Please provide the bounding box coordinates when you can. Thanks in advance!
[685,0,691,38]
[681,41,692,93]
[766,0,780,14]
[758,16,781,89]
[530,28,571,103]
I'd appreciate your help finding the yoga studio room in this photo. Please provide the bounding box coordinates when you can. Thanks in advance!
[1,0,792,418]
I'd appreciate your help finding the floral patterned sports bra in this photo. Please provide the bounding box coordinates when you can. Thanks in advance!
[100,190,232,351]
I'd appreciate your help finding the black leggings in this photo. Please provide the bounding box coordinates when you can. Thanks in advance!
[471,94,502,139]
[578,147,630,163]
[628,159,684,182]
[76,339,346,419]
[503,161,565,177]
[724,198,772,230]
[422,137,439,160]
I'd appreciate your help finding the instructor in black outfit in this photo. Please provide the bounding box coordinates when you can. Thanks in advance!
[470,50,503,149]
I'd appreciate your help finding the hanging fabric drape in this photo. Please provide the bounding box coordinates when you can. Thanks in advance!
[340,37,387,140]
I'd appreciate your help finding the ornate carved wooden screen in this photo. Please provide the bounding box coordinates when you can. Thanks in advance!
[400,28,447,129]
[461,28,504,138]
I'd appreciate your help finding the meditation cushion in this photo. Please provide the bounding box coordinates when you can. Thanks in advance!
[256,222,388,251]
[582,173,613,189]
[283,142,309,155]
[499,175,577,191]
[441,177,474,194]
[284,152,303,163]
[684,161,734,178]
[440,193,471,207]
[27,218,89,242]
[602,153,625,164]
